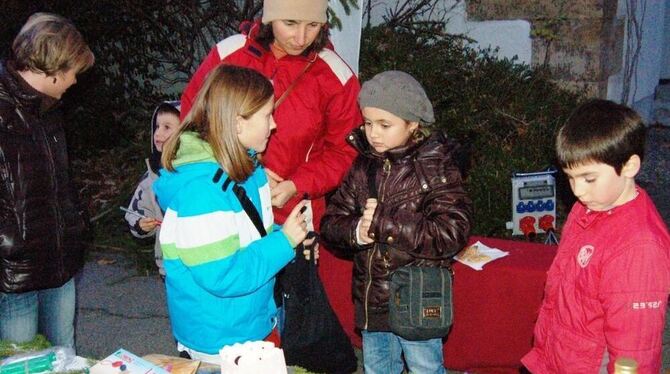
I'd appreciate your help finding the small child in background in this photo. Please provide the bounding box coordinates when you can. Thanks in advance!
[321,71,473,374]
[125,100,180,277]
[521,99,670,373]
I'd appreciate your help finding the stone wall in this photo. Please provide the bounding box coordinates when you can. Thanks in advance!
[465,0,623,98]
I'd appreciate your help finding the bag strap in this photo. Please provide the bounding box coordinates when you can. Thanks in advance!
[214,169,267,237]
[274,59,315,110]
[233,183,267,237]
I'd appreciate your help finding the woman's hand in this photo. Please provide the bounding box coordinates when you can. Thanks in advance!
[265,168,282,189]
[358,198,377,244]
[282,201,308,247]
[271,180,297,208]
[266,168,297,208]
[138,217,161,232]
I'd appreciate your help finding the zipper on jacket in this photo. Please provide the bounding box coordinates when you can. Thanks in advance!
[380,159,391,203]
[363,158,392,330]
[363,247,375,330]
[39,124,64,275]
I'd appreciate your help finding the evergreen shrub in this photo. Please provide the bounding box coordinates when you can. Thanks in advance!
[359,24,583,236]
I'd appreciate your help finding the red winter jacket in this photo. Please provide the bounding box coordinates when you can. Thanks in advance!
[522,187,670,373]
[180,22,361,230]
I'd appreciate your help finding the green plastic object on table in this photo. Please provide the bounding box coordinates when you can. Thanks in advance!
[0,352,56,374]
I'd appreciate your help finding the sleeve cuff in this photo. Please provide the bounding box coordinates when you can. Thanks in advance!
[355,219,367,245]
[132,220,150,236]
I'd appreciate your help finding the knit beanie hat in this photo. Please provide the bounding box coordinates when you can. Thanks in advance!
[358,71,435,125]
[262,0,328,24]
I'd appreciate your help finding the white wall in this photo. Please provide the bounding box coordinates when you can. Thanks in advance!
[662,1,670,80]
[443,1,532,65]
[607,0,666,120]
[330,0,533,73]
[329,0,363,75]
[366,0,532,65]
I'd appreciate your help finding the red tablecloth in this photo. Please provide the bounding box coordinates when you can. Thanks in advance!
[319,236,557,373]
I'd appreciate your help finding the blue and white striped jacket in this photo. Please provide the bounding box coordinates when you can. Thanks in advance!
[154,132,294,354]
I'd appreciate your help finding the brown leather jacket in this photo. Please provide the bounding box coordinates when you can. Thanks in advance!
[321,128,473,331]
[0,61,86,293]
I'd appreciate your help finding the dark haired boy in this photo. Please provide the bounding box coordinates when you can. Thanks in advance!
[522,99,670,373]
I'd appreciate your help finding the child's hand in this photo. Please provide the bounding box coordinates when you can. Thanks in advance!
[302,244,319,261]
[358,198,378,244]
[138,217,161,232]
[282,201,308,248]
[302,232,319,262]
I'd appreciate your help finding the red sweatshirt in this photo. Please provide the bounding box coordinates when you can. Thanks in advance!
[522,187,670,373]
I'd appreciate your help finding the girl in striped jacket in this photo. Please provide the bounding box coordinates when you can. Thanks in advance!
[154,64,308,362]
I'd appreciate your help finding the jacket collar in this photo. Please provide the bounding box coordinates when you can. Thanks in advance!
[574,186,642,229]
[0,60,60,114]
[173,131,217,167]
[347,127,446,163]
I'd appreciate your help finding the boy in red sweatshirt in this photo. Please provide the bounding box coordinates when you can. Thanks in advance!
[522,99,670,373]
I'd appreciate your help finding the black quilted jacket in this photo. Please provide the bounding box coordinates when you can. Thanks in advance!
[321,127,473,331]
[0,61,86,293]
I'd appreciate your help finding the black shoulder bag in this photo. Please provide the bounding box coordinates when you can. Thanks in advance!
[221,171,357,373]
[367,163,454,341]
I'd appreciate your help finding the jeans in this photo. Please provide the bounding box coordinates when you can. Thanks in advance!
[0,278,76,350]
[362,330,446,374]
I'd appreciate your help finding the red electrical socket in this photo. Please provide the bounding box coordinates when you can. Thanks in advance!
[519,216,537,238]
[539,214,555,232]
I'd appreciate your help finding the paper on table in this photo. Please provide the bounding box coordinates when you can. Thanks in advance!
[454,241,509,271]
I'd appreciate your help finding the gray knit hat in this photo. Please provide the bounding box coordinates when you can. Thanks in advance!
[358,70,435,125]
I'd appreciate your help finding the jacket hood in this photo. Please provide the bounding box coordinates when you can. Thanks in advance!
[154,131,217,209]
[149,100,181,173]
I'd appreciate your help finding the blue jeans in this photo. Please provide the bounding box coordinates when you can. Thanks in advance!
[362,330,446,374]
[0,278,76,349]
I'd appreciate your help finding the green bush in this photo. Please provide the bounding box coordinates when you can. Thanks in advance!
[72,144,158,274]
[360,24,583,236]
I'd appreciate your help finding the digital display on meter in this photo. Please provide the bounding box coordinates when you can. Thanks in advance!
[518,185,554,200]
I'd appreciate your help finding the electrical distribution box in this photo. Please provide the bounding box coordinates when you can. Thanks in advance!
[506,169,557,237]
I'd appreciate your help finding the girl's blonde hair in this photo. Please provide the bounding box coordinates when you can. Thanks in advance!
[162,65,274,182]
[12,12,94,76]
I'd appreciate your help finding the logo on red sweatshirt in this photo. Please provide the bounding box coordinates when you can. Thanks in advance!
[577,245,594,268]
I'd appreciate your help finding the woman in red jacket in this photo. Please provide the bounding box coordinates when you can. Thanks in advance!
[180,0,362,344]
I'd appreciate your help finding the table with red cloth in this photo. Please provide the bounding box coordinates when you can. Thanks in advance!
[319,235,557,373]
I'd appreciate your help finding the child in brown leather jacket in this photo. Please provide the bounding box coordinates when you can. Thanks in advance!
[321,71,473,374]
